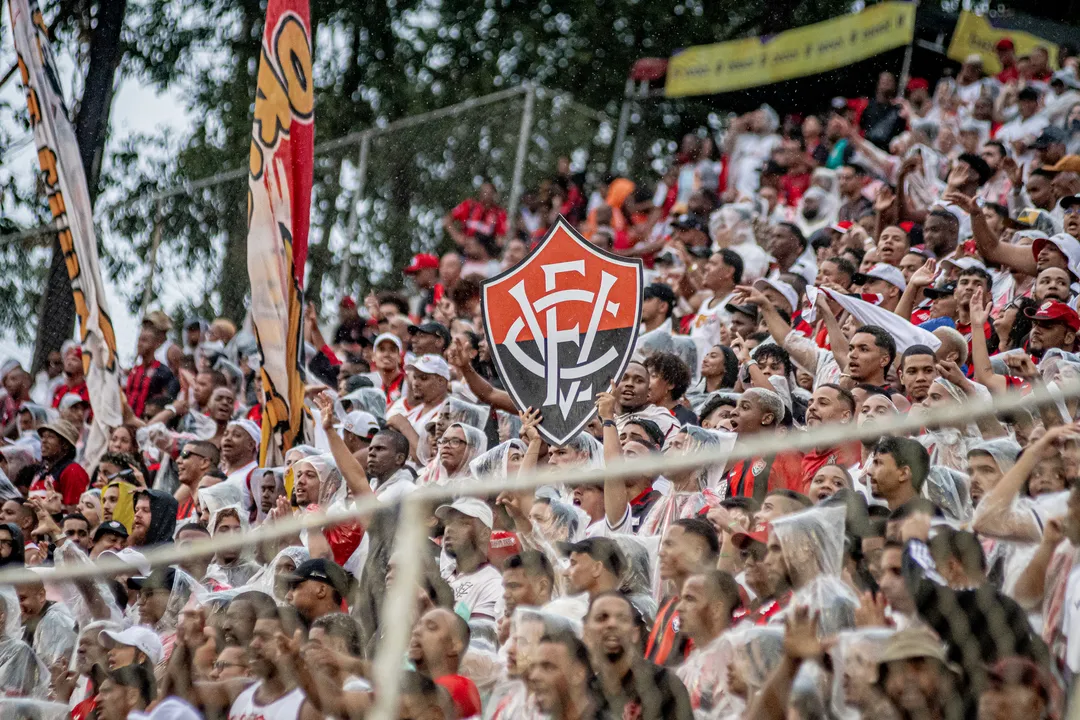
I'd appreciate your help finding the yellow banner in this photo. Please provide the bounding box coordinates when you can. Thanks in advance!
[665,2,916,98]
[946,11,1057,76]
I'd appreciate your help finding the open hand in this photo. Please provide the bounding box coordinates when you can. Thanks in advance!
[314,391,336,431]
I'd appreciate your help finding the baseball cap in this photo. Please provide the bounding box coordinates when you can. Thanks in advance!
[142,310,173,333]
[99,627,164,665]
[127,566,177,592]
[39,419,79,448]
[1061,194,1080,210]
[557,537,626,577]
[724,302,759,321]
[964,53,983,66]
[435,497,494,529]
[752,278,798,313]
[985,657,1051,703]
[58,393,89,411]
[878,627,959,673]
[407,354,451,381]
[1032,126,1067,149]
[285,558,353,599]
[408,322,452,348]
[373,332,403,352]
[906,77,929,92]
[1032,233,1080,277]
[995,38,1014,51]
[403,253,439,274]
[941,257,987,274]
[829,220,854,234]
[336,410,380,440]
[1047,155,1080,173]
[1025,300,1080,331]
[731,526,770,548]
[93,520,130,543]
[99,548,150,575]
[643,282,677,307]
[852,263,907,292]
[922,282,957,299]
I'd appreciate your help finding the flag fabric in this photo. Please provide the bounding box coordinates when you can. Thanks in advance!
[9,0,123,466]
[806,286,942,353]
[247,0,315,464]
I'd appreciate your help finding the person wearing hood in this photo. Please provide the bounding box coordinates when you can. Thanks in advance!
[129,489,178,548]
[0,522,25,568]
[102,478,137,533]
[206,504,262,587]
[220,419,260,512]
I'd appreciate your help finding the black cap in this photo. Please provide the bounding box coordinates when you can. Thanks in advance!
[93,520,129,542]
[1061,195,1080,210]
[285,558,352,599]
[725,302,759,320]
[671,213,709,234]
[922,282,957,299]
[557,537,626,577]
[1018,86,1040,102]
[1032,125,1067,149]
[408,322,452,348]
[127,566,176,592]
[643,282,677,308]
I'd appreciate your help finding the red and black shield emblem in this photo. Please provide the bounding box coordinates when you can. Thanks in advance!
[481,217,643,446]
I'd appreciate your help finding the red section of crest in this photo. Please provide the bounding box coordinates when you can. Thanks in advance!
[484,222,640,344]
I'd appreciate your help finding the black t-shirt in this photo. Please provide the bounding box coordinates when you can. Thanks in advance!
[600,658,694,720]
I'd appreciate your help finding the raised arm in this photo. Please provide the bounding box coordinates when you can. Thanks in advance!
[595,385,629,528]
[1014,518,1065,610]
[935,359,1006,439]
[967,288,1008,394]
[315,392,374,499]
[947,189,1036,275]
[895,258,936,321]
[447,336,517,413]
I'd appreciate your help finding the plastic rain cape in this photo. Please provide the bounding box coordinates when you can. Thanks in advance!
[242,545,311,604]
[0,587,48,699]
[418,422,488,486]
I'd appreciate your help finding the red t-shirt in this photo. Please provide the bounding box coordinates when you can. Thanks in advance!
[436,674,482,719]
[801,442,861,491]
[51,380,90,408]
[725,451,805,499]
[450,199,508,238]
[30,461,89,506]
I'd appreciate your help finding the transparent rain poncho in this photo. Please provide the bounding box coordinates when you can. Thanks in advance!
[676,630,735,719]
[487,608,580,720]
[206,504,261,588]
[0,587,48,699]
[341,387,388,420]
[197,481,245,523]
[0,445,36,480]
[671,336,700,384]
[495,410,522,443]
[0,471,20,504]
[829,628,895,720]
[444,397,490,430]
[530,488,590,545]
[771,505,858,636]
[638,427,734,539]
[723,623,786,716]
[969,438,1022,476]
[51,542,123,625]
[1040,349,1080,421]
[418,422,488,487]
[243,546,311,604]
[469,439,526,482]
[611,534,659,623]
[635,328,676,359]
[918,377,982,472]
[0,698,69,719]
[284,444,321,468]
[29,600,76,668]
[557,432,605,470]
[923,466,973,523]
[154,567,207,635]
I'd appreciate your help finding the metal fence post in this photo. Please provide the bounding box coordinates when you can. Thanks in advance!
[612,76,635,174]
[506,83,535,231]
[338,132,371,292]
[140,198,164,314]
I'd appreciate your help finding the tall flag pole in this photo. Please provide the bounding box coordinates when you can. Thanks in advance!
[9,0,123,467]
[247,0,315,464]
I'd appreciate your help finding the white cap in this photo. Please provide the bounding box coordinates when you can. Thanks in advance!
[336,410,380,439]
[98,548,152,576]
[435,497,493,529]
[942,257,988,273]
[99,626,164,664]
[752,278,798,313]
[858,263,907,292]
[58,393,89,411]
[407,354,451,381]
[373,333,403,352]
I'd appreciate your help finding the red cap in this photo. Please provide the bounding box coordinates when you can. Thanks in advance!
[732,525,770,549]
[899,221,915,234]
[339,296,356,310]
[830,221,854,234]
[906,77,929,92]
[435,675,482,719]
[1024,300,1080,332]
[404,253,439,274]
[995,38,1015,52]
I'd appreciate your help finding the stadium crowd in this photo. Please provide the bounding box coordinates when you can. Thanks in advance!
[1,42,1080,720]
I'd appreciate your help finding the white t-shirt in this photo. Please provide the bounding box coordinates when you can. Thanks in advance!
[225,460,259,512]
[228,682,306,720]
[372,468,417,503]
[689,292,734,363]
[445,563,504,620]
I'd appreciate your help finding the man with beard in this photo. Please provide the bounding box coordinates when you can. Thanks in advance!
[407,608,482,719]
[389,354,451,440]
[207,506,261,587]
[220,419,260,512]
[530,631,603,720]
[800,383,860,487]
[129,490,177,548]
[174,440,219,521]
[584,592,693,720]
[1025,300,1079,358]
[732,526,793,623]
[434,497,503,621]
[612,361,680,442]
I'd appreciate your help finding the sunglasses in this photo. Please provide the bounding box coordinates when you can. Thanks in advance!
[179,450,207,460]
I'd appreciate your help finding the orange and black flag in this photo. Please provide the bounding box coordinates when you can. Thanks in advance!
[481,217,642,446]
[246,0,314,464]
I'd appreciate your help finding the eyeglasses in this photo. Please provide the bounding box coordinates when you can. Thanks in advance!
[437,437,467,448]
[1065,206,1080,215]
[212,661,246,672]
